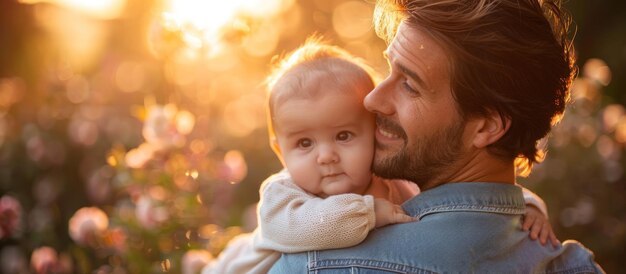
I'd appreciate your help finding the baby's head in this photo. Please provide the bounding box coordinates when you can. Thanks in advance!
[266,38,378,197]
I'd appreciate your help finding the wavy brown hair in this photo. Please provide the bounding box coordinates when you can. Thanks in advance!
[374,0,577,176]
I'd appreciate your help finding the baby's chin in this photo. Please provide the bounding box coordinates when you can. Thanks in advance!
[319,178,366,196]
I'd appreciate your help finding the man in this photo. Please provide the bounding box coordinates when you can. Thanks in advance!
[269,0,604,273]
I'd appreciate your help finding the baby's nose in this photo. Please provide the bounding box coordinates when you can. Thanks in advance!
[317,145,339,164]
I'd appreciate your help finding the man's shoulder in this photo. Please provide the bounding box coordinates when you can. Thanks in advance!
[270,213,604,273]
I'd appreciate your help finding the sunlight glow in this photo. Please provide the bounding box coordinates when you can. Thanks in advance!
[19,0,126,19]
[157,0,289,58]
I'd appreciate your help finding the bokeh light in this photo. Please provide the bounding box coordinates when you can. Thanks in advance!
[1,0,624,272]
[68,207,109,245]
[332,1,374,40]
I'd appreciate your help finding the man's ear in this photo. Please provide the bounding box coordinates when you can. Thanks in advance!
[472,110,511,148]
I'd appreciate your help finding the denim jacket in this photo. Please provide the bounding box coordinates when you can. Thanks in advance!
[269,182,604,273]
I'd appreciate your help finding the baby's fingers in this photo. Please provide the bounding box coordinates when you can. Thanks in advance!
[394,213,415,223]
[393,205,415,223]
[529,219,543,240]
[538,222,550,245]
[522,214,536,232]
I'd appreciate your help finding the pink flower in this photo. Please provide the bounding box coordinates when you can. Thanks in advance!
[68,207,109,245]
[30,246,57,274]
[135,196,169,229]
[0,195,22,239]
[142,105,195,150]
[182,250,213,274]
[29,247,72,274]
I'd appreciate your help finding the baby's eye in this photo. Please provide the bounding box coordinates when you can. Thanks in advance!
[336,131,353,142]
[297,138,313,148]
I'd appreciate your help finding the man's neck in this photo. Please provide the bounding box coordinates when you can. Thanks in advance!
[421,150,515,191]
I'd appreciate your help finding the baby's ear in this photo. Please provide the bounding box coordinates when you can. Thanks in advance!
[471,110,511,148]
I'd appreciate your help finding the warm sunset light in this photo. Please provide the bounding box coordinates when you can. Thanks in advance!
[157,0,291,57]
[18,0,126,19]
[1,0,624,272]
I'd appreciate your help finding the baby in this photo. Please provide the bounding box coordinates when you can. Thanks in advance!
[202,38,555,274]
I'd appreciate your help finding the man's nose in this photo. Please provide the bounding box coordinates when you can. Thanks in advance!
[364,77,394,116]
[317,145,339,165]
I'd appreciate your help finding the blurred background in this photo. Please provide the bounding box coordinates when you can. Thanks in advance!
[0,0,624,273]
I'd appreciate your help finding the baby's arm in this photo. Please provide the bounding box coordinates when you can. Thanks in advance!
[256,171,411,253]
[520,186,559,247]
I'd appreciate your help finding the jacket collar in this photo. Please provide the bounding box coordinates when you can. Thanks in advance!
[402,182,526,219]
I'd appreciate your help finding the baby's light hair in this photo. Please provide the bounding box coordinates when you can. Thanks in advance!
[265,36,379,143]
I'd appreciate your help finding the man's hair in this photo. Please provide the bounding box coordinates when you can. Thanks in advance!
[374,0,576,176]
[265,37,378,140]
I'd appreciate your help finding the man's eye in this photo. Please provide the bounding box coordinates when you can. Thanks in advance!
[403,81,419,94]
[297,138,312,148]
[336,131,353,142]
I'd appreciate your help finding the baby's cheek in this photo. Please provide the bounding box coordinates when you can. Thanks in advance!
[284,155,318,189]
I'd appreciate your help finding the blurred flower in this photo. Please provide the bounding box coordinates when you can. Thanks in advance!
[68,207,109,245]
[28,248,72,274]
[30,246,57,274]
[182,250,213,274]
[124,143,156,168]
[218,150,247,183]
[102,227,128,253]
[1,246,27,274]
[0,195,23,239]
[135,196,169,229]
[142,104,195,150]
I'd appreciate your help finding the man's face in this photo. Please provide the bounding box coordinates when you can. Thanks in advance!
[364,22,468,190]
[274,84,375,198]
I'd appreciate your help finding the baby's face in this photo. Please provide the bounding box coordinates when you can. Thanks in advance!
[273,90,375,197]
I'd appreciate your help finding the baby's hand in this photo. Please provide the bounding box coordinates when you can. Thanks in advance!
[522,205,559,247]
[374,198,415,228]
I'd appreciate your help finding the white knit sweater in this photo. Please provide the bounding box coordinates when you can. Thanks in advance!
[202,170,546,274]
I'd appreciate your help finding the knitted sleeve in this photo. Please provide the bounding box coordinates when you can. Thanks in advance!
[255,171,376,253]
[520,186,549,217]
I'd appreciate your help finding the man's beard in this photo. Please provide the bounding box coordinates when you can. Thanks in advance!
[372,116,465,189]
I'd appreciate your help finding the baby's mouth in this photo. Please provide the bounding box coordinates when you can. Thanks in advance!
[323,173,342,178]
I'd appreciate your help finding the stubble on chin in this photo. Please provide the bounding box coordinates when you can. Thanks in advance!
[371,121,464,188]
